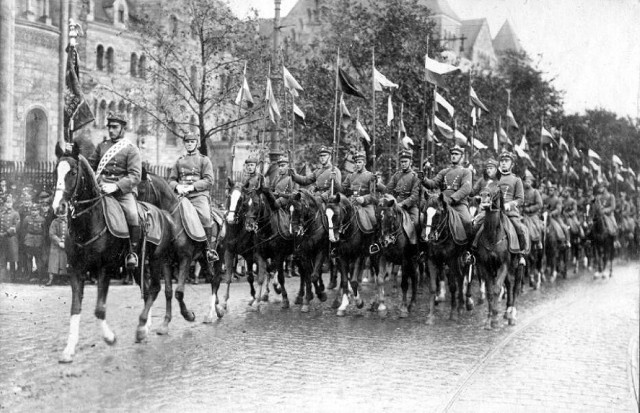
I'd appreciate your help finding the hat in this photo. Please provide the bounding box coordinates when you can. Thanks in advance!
[277,155,289,165]
[523,170,535,181]
[30,204,40,212]
[183,134,198,142]
[449,145,464,155]
[318,145,333,155]
[548,182,557,190]
[499,151,515,161]
[245,156,259,164]
[55,202,68,217]
[107,111,128,126]
[39,191,50,200]
[4,194,13,203]
[353,151,366,161]
[485,158,498,168]
[398,150,413,160]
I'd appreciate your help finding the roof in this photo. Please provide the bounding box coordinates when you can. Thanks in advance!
[493,20,522,53]
[418,0,460,22]
[460,18,486,48]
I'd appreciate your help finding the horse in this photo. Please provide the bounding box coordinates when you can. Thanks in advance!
[244,180,297,311]
[420,193,472,324]
[543,212,569,282]
[324,193,375,317]
[522,214,544,290]
[589,200,615,279]
[376,194,419,318]
[52,153,173,363]
[136,169,225,324]
[474,186,522,328]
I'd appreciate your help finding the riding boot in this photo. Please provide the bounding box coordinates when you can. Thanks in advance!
[517,232,527,266]
[126,225,141,269]
[204,226,218,262]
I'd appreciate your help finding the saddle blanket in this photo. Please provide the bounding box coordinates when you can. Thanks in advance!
[179,198,206,242]
[473,214,523,254]
[546,217,566,242]
[400,208,417,245]
[355,204,376,234]
[103,196,129,239]
[523,214,543,242]
[138,201,164,246]
[601,214,618,237]
[211,207,224,227]
[447,205,468,245]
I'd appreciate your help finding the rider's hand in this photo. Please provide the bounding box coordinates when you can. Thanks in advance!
[355,196,364,205]
[504,202,513,212]
[101,183,118,194]
[58,241,65,249]
[186,185,195,193]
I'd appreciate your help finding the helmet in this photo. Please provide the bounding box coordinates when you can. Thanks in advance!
[106,111,128,127]
[449,145,464,155]
[245,156,259,164]
[183,134,198,142]
[398,150,413,160]
[485,158,498,168]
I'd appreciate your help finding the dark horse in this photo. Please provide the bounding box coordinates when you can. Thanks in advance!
[475,186,522,328]
[324,193,374,317]
[543,212,569,283]
[420,194,471,324]
[288,189,329,313]
[137,170,225,324]
[588,200,615,279]
[52,153,173,363]
[377,194,419,318]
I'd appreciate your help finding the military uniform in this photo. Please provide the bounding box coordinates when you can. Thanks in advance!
[22,208,46,277]
[562,194,582,236]
[383,166,420,224]
[291,146,342,201]
[544,190,570,243]
[423,163,473,231]
[169,151,214,228]
[48,215,68,276]
[0,201,20,267]
[269,157,297,208]
[343,153,378,225]
[522,182,544,245]
[594,189,617,235]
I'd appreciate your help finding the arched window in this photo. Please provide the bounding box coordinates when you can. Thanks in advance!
[99,100,107,127]
[96,45,104,71]
[138,55,146,79]
[25,108,48,163]
[169,15,178,36]
[118,6,125,23]
[106,47,114,73]
[130,53,138,77]
[118,101,126,114]
[108,101,115,117]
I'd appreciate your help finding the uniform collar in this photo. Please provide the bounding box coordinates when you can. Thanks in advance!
[186,151,198,156]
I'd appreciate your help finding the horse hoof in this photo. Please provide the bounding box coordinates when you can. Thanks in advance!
[378,308,388,318]
[294,296,303,305]
[273,284,282,295]
[331,298,341,309]
[301,304,310,313]
[503,311,509,320]
[156,325,169,335]
[361,277,369,284]
[356,298,364,309]
[328,281,337,290]
[135,327,147,343]
[399,309,409,318]
[58,353,74,364]
[183,311,196,322]
[425,315,435,325]
[247,304,259,312]
[317,292,328,302]
[261,294,269,302]
[104,334,117,346]
[336,309,346,317]
[203,314,214,324]
[466,298,474,312]
[216,305,226,319]
[281,298,290,309]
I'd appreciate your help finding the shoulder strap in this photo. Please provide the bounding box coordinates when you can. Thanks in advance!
[95,139,133,177]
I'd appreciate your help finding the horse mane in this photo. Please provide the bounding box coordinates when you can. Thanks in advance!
[299,188,323,211]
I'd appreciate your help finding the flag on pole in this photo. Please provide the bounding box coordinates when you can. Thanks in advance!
[435,91,454,118]
[514,144,534,165]
[427,128,438,143]
[469,85,489,112]
[401,135,414,149]
[293,102,306,125]
[612,154,623,166]
[589,159,601,172]
[399,118,406,135]
[506,108,519,130]
[492,131,499,152]
[569,166,579,180]
[283,65,303,97]
[64,46,95,131]
[265,77,280,124]
[387,95,394,126]
[518,134,528,151]
[558,136,570,153]
[542,151,557,172]
[588,149,601,161]
[541,126,557,146]
[339,68,365,98]
[470,107,477,126]
[424,55,460,90]
[469,136,487,150]
[355,119,370,142]
[373,67,398,91]
[498,127,512,145]
[235,76,254,108]
[571,145,580,158]
[340,95,351,118]
[454,129,468,145]
[434,115,453,138]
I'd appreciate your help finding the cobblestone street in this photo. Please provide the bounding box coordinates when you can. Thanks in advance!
[1,262,638,412]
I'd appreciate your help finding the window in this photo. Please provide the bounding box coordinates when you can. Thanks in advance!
[130,53,138,77]
[118,7,125,23]
[96,45,104,71]
[138,55,146,79]
[108,101,115,117]
[106,47,114,73]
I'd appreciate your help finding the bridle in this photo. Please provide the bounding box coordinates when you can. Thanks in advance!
[379,205,403,247]
[61,158,106,219]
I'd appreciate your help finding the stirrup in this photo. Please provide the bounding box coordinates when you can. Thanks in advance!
[518,254,526,266]
[369,243,380,254]
[126,252,139,269]
[207,249,219,262]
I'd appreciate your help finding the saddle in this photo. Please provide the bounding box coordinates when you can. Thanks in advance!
[523,214,543,242]
[102,196,129,239]
[473,213,521,254]
[178,198,206,242]
[547,216,566,242]
[600,214,618,236]
[276,208,294,240]
[400,208,417,245]
[137,201,164,246]
[211,207,224,227]
[355,204,376,234]
[446,205,468,245]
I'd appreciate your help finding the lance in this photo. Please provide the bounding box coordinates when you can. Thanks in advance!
[396,101,403,168]
[282,61,291,164]
[371,48,377,173]
[231,61,248,176]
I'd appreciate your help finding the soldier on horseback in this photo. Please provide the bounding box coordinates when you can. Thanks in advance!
[522,170,544,249]
[562,188,583,238]
[421,145,473,240]
[290,145,342,201]
[472,158,499,196]
[86,112,141,268]
[269,155,297,208]
[594,183,618,236]
[544,183,571,247]
[169,134,217,262]
[242,155,264,191]
[382,150,420,226]
[342,151,378,222]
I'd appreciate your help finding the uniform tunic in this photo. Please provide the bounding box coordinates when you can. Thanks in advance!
[268,172,297,208]
[23,214,45,248]
[292,163,342,200]
[595,191,618,235]
[48,216,68,275]
[0,206,20,262]
[423,164,473,227]
[544,194,569,242]
[241,171,264,191]
[169,152,214,228]
[383,169,420,223]
[88,137,141,226]
[343,168,378,224]
[523,187,544,242]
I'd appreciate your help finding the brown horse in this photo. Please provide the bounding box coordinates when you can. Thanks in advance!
[52,153,173,363]
[475,186,522,328]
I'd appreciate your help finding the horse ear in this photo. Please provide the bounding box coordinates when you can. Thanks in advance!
[385,198,395,208]
[335,193,341,203]
[293,192,301,201]
[227,177,235,189]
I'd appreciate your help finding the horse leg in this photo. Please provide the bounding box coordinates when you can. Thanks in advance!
[278,259,290,309]
[373,255,388,317]
[298,258,314,313]
[94,267,116,345]
[204,256,224,322]
[448,260,459,321]
[249,254,268,312]
[399,258,410,318]
[407,254,418,313]
[351,258,364,310]
[59,270,85,363]
[336,258,350,317]
[136,260,162,342]
[312,251,328,303]
[175,256,195,321]
[157,261,173,334]
[424,259,438,325]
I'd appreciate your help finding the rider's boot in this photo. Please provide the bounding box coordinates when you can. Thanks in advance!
[204,226,218,262]
[126,225,141,269]
[517,232,527,266]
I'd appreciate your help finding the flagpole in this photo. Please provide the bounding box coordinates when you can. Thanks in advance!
[539,113,544,175]
[506,88,511,148]
[282,63,291,163]
[431,86,437,174]
[261,63,272,171]
[59,0,70,148]
[371,47,376,172]
[421,36,429,173]
[469,72,474,166]
[498,115,503,153]
[290,93,295,167]
[231,61,247,176]
[397,101,403,167]
[332,49,340,170]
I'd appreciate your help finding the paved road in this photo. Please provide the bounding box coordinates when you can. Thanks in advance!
[1,262,638,412]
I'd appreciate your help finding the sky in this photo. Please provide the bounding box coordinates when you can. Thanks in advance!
[228,0,640,119]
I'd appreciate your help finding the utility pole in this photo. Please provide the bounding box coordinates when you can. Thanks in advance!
[269,0,282,164]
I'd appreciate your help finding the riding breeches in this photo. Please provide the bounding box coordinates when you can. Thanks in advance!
[189,195,212,228]
[113,192,139,226]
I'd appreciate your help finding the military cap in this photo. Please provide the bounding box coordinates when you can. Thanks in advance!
[523,170,535,181]
[353,151,366,161]
[318,145,333,155]
[39,191,50,200]
[398,150,413,160]
[449,145,464,155]
[106,111,128,127]
[499,151,515,161]
[245,155,259,164]
[4,194,13,203]
[183,134,198,142]
[277,155,289,165]
[29,204,40,212]
[485,158,498,168]
[547,182,557,190]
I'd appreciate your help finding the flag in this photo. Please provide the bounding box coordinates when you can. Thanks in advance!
[387,95,394,126]
[612,154,623,166]
[434,115,453,138]
[514,144,534,166]
[518,134,528,151]
[506,108,519,130]
[399,118,406,135]
[589,159,601,172]
[588,149,601,161]
[340,95,351,118]
[454,129,468,146]
[582,165,590,174]
[427,128,438,143]
[470,137,487,150]
[492,131,498,152]
[469,86,489,112]
[64,46,95,131]
[498,127,512,145]
[424,55,460,90]
[435,91,454,118]
[401,135,414,149]
[543,151,557,172]
[339,68,365,98]
[616,173,624,182]
[540,126,557,146]
[571,145,580,158]
[569,166,579,180]
[235,76,254,108]
[293,102,305,125]
[373,67,398,91]
[558,136,569,153]
[470,107,477,126]
[283,65,303,97]
[355,119,370,142]
[265,77,280,124]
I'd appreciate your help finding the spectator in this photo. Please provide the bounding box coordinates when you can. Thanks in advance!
[0,178,7,201]
[22,204,46,281]
[0,195,20,281]
[47,202,68,286]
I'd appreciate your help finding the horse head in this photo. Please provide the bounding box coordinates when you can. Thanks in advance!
[290,190,309,237]
[52,154,98,213]
[325,193,349,243]
[422,193,447,241]
[244,188,266,233]
[479,185,502,213]
[137,171,177,210]
[377,195,401,247]
[225,182,246,224]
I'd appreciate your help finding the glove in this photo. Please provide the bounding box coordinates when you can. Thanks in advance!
[7,228,16,236]
[101,183,118,194]
[58,241,65,249]
[355,196,364,205]
[176,185,189,195]
[64,142,74,153]
[186,185,195,193]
